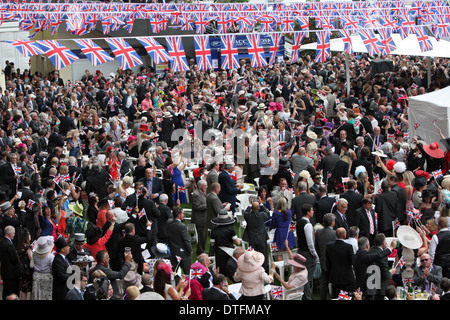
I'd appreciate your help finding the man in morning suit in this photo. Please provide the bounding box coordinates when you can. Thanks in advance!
[139,167,164,203]
[291,181,317,225]
[167,207,192,275]
[0,225,19,300]
[326,227,355,298]
[202,273,235,300]
[191,180,208,256]
[356,198,378,246]
[218,163,243,214]
[52,237,73,300]
[339,179,363,229]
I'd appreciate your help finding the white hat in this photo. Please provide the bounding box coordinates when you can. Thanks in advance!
[306,131,317,140]
[33,236,54,255]
[372,149,387,158]
[397,225,423,249]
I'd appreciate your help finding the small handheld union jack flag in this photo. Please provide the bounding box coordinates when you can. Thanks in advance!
[190,268,203,280]
[433,169,443,180]
[414,123,420,130]
[138,208,146,219]
[271,286,283,299]
[178,186,186,193]
[338,290,352,300]
[27,199,35,210]
[270,242,278,252]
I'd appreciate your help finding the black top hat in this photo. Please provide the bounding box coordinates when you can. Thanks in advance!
[54,236,69,252]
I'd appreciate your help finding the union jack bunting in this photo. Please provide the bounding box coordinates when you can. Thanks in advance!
[271,286,283,299]
[315,16,333,30]
[414,26,434,52]
[136,37,171,65]
[268,33,282,65]
[379,16,399,31]
[295,16,310,37]
[314,31,331,63]
[36,40,79,70]
[102,16,124,34]
[338,29,353,54]
[246,34,267,68]
[358,30,383,56]
[123,17,135,33]
[215,12,232,33]
[105,38,142,70]
[220,35,240,70]
[73,39,113,67]
[378,28,397,56]
[258,14,277,33]
[291,32,306,63]
[398,9,415,39]
[340,16,360,33]
[166,36,189,72]
[193,35,212,71]
[279,13,294,32]
[193,13,211,34]
[4,40,44,57]
[233,14,257,33]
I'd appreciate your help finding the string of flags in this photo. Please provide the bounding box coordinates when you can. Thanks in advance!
[2,0,450,70]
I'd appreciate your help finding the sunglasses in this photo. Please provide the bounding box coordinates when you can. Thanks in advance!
[420,259,429,262]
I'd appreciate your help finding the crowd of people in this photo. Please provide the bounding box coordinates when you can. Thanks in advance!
[0,49,450,301]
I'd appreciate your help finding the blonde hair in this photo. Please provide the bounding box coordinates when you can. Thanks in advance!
[91,269,107,281]
[403,171,415,186]
[126,286,140,300]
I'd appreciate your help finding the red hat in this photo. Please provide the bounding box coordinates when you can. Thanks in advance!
[139,123,150,132]
[423,142,444,159]
[96,70,101,74]
[386,159,396,171]
[415,170,431,180]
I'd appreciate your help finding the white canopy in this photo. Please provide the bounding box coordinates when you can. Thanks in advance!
[300,33,450,58]
[408,86,450,150]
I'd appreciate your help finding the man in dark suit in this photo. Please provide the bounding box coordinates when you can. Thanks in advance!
[388,174,407,224]
[365,233,395,300]
[368,126,385,152]
[85,163,109,200]
[191,180,208,256]
[19,177,41,241]
[65,271,88,300]
[118,151,131,178]
[0,225,20,300]
[315,213,337,301]
[292,181,317,225]
[243,201,269,272]
[277,120,293,152]
[339,179,363,228]
[0,153,20,200]
[356,198,378,246]
[155,193,171,244]
[154,146,167,170]
[56,109,77,137]
[136,187,161,240]
[326,227,355,298]
[218,163,242,214]
[139,167,164,203]
[88,249,133,297]
[315,186,336,225]
[439,278,450,300]
[354,236,396,298]
[68,156,83,187]
[167,207,192,275]
[133,158,148,182]
[52,237,73,300]
[331,130,354,156]
[224,247,245,283]
[119,220,153,275]
[332,198,350,234]
[375,179,398,237]
[316,147,340,186]
[202,273,235,300]
[309,172,322,200]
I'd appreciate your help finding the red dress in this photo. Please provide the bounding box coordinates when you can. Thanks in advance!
[109,158,120,181]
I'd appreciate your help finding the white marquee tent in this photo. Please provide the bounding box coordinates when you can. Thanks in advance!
[408,86,450,150]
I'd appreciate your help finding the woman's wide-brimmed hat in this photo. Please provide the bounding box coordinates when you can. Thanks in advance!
[397,225,423,249]
[211,209,235,225]
[412,176,427,190]
[287,253,307,269]
[423,142,445,159]
[237,249,265,272]
[33,236,54,254]
[68,201,84,216]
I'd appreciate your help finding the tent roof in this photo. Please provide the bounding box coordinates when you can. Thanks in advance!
[300,33,450,58]
[409,85,450,107]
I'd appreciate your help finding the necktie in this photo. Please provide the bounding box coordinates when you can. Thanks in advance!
[367,210,374,234]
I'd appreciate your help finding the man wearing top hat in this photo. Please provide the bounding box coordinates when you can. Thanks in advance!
[67,232,92,263]
[52,236,73,300]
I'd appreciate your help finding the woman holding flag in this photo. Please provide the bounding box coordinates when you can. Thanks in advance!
[165,153,187,205]
[269,197,296,261]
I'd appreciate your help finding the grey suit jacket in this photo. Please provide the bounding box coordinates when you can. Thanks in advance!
[206,192,223,230]
[206,170,219,194]
[192,188,207,228]
[242,206,269,247]
[315,226,337,271]
[413,264,443,293]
